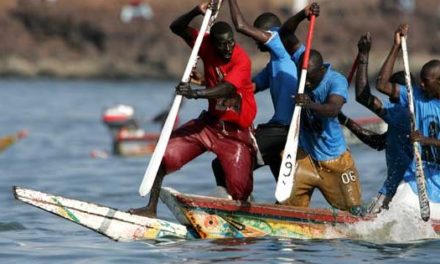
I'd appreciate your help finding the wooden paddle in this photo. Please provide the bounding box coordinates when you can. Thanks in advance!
[275,15,316,202]
[139,0,223,196]
[401,36,430,221]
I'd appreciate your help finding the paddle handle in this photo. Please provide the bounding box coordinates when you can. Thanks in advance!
[347,55,359,85]
[401,36,430,221]
[139,7,215,197]
[275,15,316,202]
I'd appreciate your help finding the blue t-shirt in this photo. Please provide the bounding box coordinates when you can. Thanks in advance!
[298,65,349,161]
[399,85,440,203]
[378,101,412,196]
[253,29,298,125]
[291,44,305,65]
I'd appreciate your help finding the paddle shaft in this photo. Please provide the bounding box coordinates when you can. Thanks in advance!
[347,55,359,84]
[139,5,216,197]
[275,15,316,202]
[401,36,430,221]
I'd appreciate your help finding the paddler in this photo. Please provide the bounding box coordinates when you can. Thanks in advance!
[128,2,257,217]
[212,0,320,191]
[376,24,440,219]
[338,33,412,213]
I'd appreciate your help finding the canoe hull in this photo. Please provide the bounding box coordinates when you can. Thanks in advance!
[160,187,440,239]
[13,186,191,241]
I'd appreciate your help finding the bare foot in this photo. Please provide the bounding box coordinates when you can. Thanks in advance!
[127,206,157,218]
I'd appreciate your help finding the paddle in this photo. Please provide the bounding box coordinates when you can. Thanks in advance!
[401,36,430,221]
[139,0,223,196]
[347,55,359,85]
[275,15,316,202]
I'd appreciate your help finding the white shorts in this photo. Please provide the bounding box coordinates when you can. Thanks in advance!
[392,182,440,220]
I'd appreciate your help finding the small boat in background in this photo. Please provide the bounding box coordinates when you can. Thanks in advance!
[0,129,28,153]
[102,104,159,157]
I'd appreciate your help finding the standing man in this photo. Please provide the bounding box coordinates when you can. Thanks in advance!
[212,0,319,192]
[376,24,440,218]
[129,2,257,217]
[285,50,364,215]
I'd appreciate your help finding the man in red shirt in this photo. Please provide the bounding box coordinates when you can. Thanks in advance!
[129,2,257,217]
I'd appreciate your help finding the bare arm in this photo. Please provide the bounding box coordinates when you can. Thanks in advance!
[412,131,440,147]
[176,82,236,99]
[339,113,386,151]
[376,24,408,102]
[169,3,207,42]
[296,94,344,118]
[227,0,271,43]
[279,3,319,54]
[355,33,386,117]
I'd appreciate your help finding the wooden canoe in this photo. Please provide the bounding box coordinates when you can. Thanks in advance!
[160,187,440,239]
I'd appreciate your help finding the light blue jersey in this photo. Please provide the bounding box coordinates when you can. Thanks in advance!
[253,29,298,125]
[291,44,305,65]
[378,102,412,196]
[298,65,349,161]
[399,85,440,203]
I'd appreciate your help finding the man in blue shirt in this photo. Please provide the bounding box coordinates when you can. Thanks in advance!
[339,34,412,213]
[376,24,440,219]
[284,49,363,214]
[211,0,319,190]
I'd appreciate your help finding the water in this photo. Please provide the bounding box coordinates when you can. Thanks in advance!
[0,79,439,263]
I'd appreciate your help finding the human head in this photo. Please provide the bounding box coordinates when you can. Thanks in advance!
[299,49,325,90]
[253,12,281,52]
[420,60,440,99]
[390,70,415,86]
[210,21,235,61]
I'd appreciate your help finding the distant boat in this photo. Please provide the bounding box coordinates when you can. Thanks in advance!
[120,0,153,23]
[0,129,28,153]
[102,104,158,157]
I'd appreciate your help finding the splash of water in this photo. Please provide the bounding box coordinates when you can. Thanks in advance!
[344,205,439,242]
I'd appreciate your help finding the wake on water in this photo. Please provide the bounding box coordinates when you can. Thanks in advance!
[342,205,439,243]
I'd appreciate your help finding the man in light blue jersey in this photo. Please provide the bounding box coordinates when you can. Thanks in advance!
[339,33,413,213]
[284,49,363,215]
[211,0,319,191]
[376,24,440,219]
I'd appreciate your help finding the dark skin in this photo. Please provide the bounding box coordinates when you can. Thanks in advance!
[411,131,440,147]
[355,32,387,117]
[227,0,273,50]
[338,112,386,151]
[376,24,408,102]
[376,24,440,153]
[294,57,344,118]
[280,3,320,55]
[129,2,237,218]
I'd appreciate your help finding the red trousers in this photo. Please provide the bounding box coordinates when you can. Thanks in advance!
[162,112,254,201]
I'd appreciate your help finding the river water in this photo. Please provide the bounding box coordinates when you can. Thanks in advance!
[1,79,439,263]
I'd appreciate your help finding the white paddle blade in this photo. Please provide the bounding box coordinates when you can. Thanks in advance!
[401,36,430,221]
[139,95,182,196]
[275,68,308,202]
[275,107,301,202]
[139,8,214,196]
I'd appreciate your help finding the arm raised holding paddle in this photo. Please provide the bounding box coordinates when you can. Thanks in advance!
[375,24,440,221]
[132,1,258,218]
